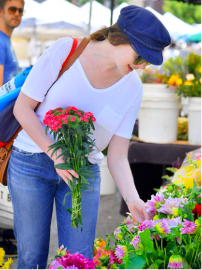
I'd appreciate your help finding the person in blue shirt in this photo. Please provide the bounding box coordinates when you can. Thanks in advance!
[0,0,24,258]
[0,0,24,86]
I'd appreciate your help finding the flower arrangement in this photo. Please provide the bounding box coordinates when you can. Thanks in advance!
[43,107,96,229]
[0,248,13,269]
[48,245,96,269]
[93,149,201,269]
[94,148,202,270]
[164,53,201,97]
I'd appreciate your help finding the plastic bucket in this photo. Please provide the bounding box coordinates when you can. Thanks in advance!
[188,97,201,145]
[100,156,116,195]
[138,84,179,143]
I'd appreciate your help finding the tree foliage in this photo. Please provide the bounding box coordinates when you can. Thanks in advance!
[163,0,201,24]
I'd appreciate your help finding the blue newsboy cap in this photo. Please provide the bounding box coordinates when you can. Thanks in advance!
[117,5,171,65]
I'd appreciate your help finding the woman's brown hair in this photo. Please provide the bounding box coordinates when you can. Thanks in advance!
[89,23,131,46]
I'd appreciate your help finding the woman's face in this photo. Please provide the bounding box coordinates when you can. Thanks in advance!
[114,44,148,75]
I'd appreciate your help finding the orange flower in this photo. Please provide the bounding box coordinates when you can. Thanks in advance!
[199,67,201,73]
[168,74,179,85]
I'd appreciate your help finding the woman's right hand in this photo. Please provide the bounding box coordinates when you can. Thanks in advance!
[52,150,79,185]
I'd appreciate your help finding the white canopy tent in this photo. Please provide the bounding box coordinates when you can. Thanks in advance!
[80,0,111,33]
[145,7,200,41]
[162,12,200,41]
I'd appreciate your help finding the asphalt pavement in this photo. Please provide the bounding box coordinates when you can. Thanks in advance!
[9,191,125,269]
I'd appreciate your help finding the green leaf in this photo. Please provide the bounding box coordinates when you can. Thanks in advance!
[139,228,154,253]
[166,241,176,254]
[54,163,73,170]
[147,264,155,269]
[182,258,190,269]
[126,255,146,269]
[181,204,194,222]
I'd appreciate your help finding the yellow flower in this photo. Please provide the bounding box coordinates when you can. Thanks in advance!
[168,74,179,85]
[184,81,194,86]
[176,78,183,85]
[0,248,5,259]
[185,74,195,81]
[199,67,201,73]
[3,258,13,269]
[172,208,179,216]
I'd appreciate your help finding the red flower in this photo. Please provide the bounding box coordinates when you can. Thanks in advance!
[192,204,201,219]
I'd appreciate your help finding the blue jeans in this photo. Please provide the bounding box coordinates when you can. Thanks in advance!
[7,146,101,269]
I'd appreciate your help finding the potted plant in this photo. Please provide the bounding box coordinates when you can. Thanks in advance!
[165,54,201,145]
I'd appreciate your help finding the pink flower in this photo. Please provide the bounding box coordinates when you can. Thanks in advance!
[168,255,183,269]
[70,117,76,122]
[180,219,197,234]
[130,235,141,249]
[155,220,170,235]
[115,245,127,260]
[146,192,165,216]
[157,196,187,215]
[109,250,122,265]
[135,220,154,231]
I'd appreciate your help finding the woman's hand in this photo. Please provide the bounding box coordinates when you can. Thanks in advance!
[126,197,150,223]
[52,149,79,185]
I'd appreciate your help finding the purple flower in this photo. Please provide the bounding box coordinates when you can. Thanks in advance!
[114,227,124,240]
[168,255,183,269]
[180,219,197,234]
[124,215,135,233]
[146,192,165,216]
[155,220,170,235]
[115,245,127,260]
[157,197,182,215]
[49,260,65,269]
[153,217,181,229]
[130,235,141,249]
[135,220,155,231]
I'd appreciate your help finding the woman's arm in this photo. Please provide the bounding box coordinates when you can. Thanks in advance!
[13,92,78,184]
[107,135,150,222]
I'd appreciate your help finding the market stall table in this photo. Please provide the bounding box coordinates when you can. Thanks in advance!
[120,139,200,216]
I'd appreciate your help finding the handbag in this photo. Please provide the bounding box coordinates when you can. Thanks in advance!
[0,37,90,186]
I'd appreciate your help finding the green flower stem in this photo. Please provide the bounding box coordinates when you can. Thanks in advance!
[154,237,159,251]
[164,248,166,269]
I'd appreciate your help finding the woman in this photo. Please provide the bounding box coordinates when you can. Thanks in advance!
[7,5,171,269]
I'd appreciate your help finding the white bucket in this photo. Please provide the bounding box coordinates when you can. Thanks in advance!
[138,84,180,143]
[100,156,116,195]
[188,97,201,145]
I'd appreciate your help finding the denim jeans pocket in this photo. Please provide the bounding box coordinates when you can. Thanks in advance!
[12,146,36,157]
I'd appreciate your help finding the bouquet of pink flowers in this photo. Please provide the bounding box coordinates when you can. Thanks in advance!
[43,107,96,229]
[48,246,95,269]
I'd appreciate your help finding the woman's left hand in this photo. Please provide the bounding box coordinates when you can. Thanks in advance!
[126,197,150,223]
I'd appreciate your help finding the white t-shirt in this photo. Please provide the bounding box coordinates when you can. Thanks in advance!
[14,37,143,165]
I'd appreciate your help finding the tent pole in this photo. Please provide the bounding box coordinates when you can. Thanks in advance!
[88,0,93,36]
[110,0,115,25]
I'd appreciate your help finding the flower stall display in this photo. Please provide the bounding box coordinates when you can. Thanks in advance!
[0,248,13,269]
[172,148,201,189]
[48,246,96,269]
[93,149,201,269]
[94,184,202,270]
[43,107,96,229]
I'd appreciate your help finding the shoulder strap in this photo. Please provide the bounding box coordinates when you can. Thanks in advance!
[61,38,78,69]
[6,37,90,150]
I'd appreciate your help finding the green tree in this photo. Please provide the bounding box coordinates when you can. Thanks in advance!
[163,1,201,24]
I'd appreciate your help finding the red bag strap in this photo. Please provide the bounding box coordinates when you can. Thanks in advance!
[62,38,78,69]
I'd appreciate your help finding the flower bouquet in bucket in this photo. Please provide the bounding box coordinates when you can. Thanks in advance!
[43,107,96,229]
